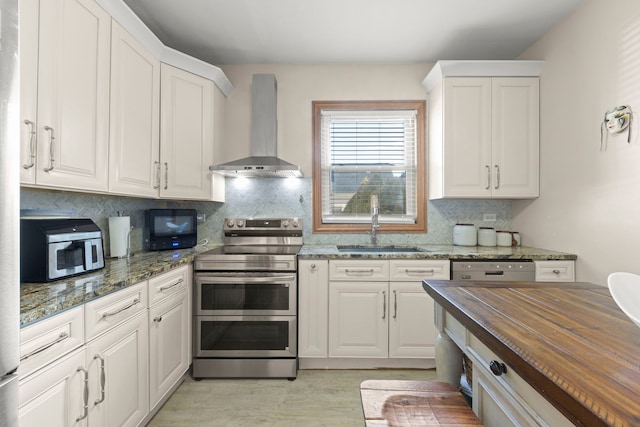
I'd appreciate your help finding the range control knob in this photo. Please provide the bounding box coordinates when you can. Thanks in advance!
[226,220,235,228]
[236,220,244,228]
[282,220,290,228]
[292,220,299,228]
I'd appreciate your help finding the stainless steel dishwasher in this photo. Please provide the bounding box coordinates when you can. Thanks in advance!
[451,260,535,281]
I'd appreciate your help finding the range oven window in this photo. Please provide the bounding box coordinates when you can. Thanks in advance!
[201,320,291,351]
[201,283,290,311]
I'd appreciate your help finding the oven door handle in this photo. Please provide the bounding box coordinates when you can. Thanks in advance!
[198,275,296,284]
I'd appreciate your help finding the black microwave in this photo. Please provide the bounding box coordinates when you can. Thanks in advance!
[144,209,198,251]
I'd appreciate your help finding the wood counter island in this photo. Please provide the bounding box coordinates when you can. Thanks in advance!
[422,280,640,427]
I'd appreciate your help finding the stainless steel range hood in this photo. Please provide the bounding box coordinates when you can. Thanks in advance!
[210,74,303,177]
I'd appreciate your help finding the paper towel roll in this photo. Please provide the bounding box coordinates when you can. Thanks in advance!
[109,216,130,258]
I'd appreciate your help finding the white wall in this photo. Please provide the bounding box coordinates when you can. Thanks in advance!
[219,64,432,176]
[514,0,640,284]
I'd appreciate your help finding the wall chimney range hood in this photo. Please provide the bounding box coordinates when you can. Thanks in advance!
[210,74,303,177]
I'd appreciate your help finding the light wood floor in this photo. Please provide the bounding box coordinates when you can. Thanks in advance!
[147,369,436,426]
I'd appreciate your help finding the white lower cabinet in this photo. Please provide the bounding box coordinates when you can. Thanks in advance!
[86,312,149,427]
[18,265,192,427]
[18,346,87,427]
[534,260,575,282]
[299,258,447,367]
[329,280,388,358]
[298,260,329,358]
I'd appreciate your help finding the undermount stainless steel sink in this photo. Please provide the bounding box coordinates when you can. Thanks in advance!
[337,245,424,253]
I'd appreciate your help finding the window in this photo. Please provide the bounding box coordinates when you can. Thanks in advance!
[312,100,426,233]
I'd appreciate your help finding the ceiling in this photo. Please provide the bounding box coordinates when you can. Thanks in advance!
[123,0,584,66]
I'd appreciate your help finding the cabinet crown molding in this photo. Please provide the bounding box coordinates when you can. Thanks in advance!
[422,60,543,92]
[96,0,233,96]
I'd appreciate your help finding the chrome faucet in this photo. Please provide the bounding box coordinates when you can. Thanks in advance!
[369,195,379,246]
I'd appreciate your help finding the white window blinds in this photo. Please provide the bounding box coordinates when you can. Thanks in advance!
[320,109,418,224]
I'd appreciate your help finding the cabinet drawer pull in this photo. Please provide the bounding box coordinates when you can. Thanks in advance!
[94,354,106,405]
[552,269,561,275]
[43,125,56,172]
[23,119,36,169]
[489,360,507,376]
[153,316,163,323]
[345,268,375,276]
[20,331,70,361]
[404,268,435,276]
[76,366,89,421]
[159,278,184,292]
[101,297,140,319]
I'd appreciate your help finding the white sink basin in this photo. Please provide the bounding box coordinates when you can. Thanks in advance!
[608,272,640,329]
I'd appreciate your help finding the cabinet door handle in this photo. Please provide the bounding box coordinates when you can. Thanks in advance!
[153,161,160,189]
[153,316,163,323]
[485,165,491,190]
[43,125,56,172]
[393,290,398,319]
[494,165,500,189]
[20,331,70,361]
[94,354,106,405]
[76,366,89,422]
[23,119,36,169]
[164,162,169,190]
[101,297,140,319]
[382,290,386,320]
[159,278,184,292]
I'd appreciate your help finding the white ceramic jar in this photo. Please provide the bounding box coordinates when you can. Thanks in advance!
[477,227,497,246]
[453,224,477,246]
[512,232,521,246]
[496,231,512,247]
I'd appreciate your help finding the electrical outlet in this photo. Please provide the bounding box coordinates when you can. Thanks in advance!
[197,213,207,224]
[483,213,496,222]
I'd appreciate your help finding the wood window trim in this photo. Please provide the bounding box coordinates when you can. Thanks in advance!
[312,100,427,234]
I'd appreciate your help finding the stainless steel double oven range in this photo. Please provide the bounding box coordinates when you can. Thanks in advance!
[193,218,302,380]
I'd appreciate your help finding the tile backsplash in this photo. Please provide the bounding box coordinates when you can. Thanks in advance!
[21,178,512,255]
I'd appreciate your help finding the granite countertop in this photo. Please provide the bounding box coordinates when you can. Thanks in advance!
[20,244,220,328]
[298,244,577,260]
[21,243,576,328]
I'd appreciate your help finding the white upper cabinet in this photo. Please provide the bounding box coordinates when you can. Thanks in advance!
[19,0,39,185]
[30,0,111,192]
[424,61,541,199]
[160,64,225,201]
[108,21,161,198]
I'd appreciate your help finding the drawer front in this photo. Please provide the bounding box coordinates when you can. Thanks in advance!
[467,333,573,426]
[389,260,450,281]
[19,306,84,378]
[148,265,190,306]
[85,281,148,341]
[329,260,389,281]
[534,260,575,282]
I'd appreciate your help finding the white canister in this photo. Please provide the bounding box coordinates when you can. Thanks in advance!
[496,231,512,247]
[478,227,497,246]
[512,232,521,246]
[453,224,477,246]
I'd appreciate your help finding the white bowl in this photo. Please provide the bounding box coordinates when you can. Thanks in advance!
[608,272,640,329]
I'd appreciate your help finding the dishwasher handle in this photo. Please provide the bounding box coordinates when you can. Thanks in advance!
[485,271,505,276]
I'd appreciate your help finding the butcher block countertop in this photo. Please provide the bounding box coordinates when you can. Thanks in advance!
[422,280,640,427]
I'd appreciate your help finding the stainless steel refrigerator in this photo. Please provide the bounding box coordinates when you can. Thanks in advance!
[0,0,20,425]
